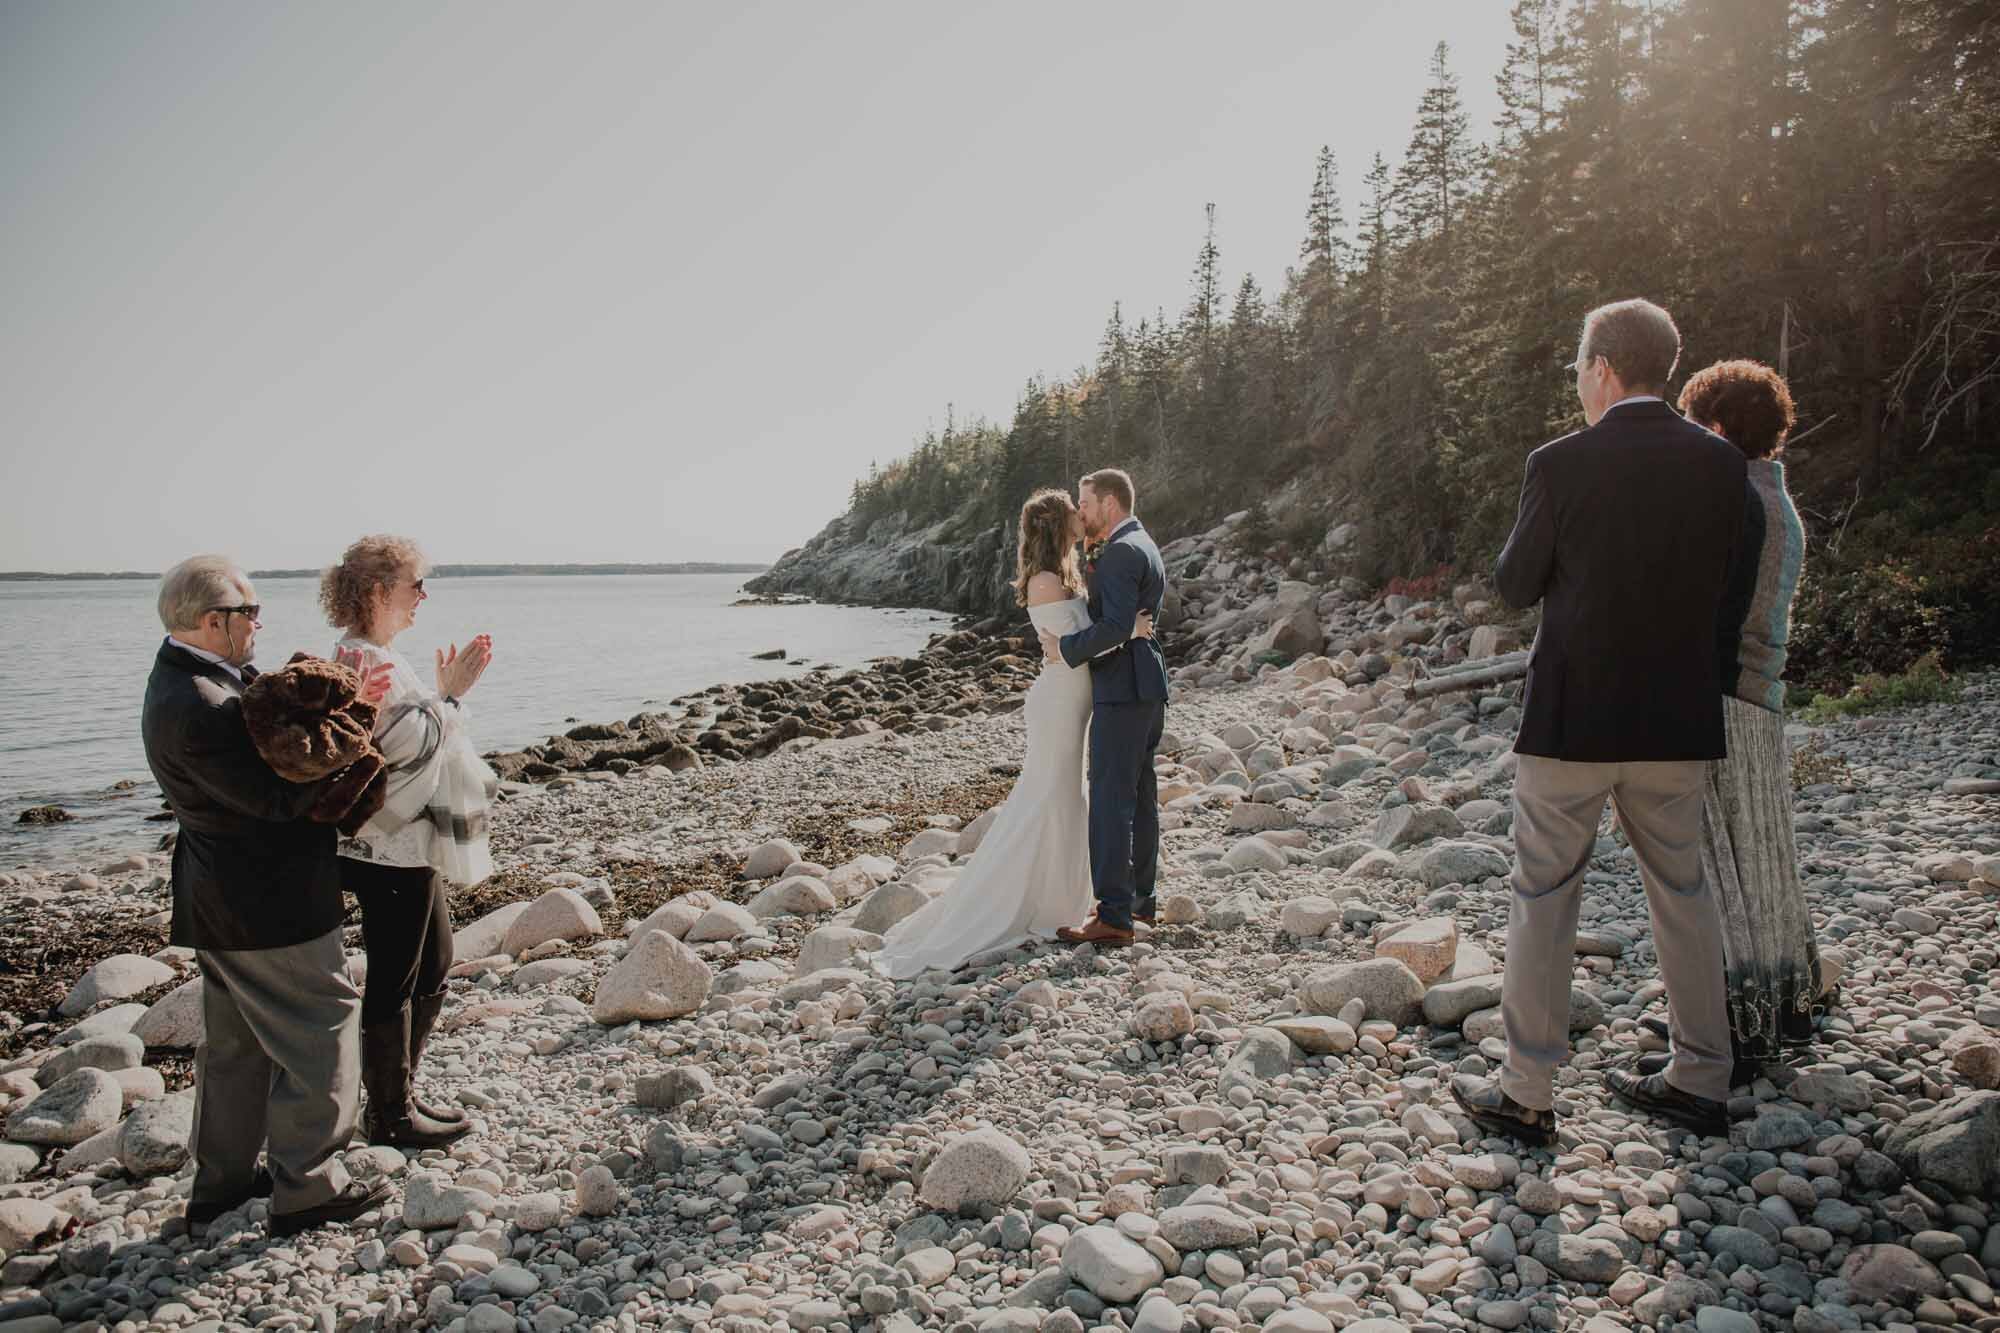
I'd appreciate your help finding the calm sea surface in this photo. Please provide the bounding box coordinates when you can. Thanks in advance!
[0,574,950,868]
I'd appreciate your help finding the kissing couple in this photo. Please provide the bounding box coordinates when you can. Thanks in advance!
[872,467,1171,979]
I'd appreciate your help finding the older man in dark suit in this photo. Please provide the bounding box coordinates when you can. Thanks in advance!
[142,554,393,1236]
[1452,300,1747,1143]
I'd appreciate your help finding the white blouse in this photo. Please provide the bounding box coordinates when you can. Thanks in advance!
[334,636,466,870]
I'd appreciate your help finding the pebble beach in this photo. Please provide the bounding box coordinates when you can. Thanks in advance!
[3,519,1999,1333]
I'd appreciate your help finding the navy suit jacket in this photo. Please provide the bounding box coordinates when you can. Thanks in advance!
[1059,518,1170,705]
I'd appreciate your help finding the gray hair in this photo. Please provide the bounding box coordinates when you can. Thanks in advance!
[157,555,245,632]
[1580,298,1681,394]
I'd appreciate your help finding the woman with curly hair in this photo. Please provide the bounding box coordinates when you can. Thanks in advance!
[872,488,1152,978]
[1636,362,1823,1082]
[321,535,495,1147]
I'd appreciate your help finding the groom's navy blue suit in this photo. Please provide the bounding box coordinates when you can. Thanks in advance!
[1059,517,1170,930]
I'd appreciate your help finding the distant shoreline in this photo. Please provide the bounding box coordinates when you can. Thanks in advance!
[0,562,771,582]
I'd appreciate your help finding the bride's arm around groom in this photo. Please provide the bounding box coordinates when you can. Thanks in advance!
[1055,537,1149,667]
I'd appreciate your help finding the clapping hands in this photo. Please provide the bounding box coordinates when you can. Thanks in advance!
[436,634,494,699]
[333,647,395,707]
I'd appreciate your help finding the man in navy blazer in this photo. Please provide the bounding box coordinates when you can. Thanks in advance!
[1037,469,1169,946]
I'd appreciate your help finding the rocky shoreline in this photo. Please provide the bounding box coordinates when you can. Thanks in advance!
[2,512,1999,1333]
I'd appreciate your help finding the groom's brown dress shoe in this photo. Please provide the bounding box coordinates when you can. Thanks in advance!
[1056,918,1134,947]
[1603,1068,1730,1137]
[1450,1075,1559,1147]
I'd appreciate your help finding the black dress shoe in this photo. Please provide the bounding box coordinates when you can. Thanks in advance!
[186,1166,274,1228]
[269,1180,392,1238]
[1450,1075,1558,1147]
[1604,1068,1729,1136]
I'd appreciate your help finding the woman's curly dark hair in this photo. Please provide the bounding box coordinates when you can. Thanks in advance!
[1678,359,1797,459]
[320,535,425,633]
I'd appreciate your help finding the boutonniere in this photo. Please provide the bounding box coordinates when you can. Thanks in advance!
[1083,539,1107,577]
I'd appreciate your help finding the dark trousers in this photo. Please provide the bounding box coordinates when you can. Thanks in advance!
[342,860,452,1025]
[1087,699,1166,929]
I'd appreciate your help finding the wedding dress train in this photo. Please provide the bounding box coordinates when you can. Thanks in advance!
[871,598,1095,979]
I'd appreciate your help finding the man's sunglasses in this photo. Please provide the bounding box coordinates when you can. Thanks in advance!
[209,604,262,620]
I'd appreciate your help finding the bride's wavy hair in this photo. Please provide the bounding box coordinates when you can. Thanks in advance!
[1012,488,1083,607]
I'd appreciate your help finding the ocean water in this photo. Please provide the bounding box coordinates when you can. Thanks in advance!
[0,574,950,867]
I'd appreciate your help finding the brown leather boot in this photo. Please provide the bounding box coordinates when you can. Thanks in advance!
[362,1015,470,1149]
[1056,916,1134,947]
[407,991,466,1125]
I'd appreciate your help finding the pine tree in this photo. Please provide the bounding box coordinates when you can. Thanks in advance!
[1396,42,1477,249]
[1300,146,1346,275]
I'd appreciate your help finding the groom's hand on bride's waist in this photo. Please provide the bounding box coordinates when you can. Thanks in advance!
[1037,628,1063,663]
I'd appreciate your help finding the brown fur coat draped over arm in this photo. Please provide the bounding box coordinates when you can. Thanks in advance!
[240,653,388,833]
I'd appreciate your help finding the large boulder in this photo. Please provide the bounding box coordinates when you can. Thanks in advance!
[900,828,960,862]
[117,1092,194,1176]
[1247,583,1325,660]
[1221,838,1287,874]
[742,839,801,879]
[1372,804,1461,851]
[1879,1090,2000,1199]
[402,1170,496,1230]
[794,926,882,978]
[919,1128,1032,1213]
[1062,1224,1165,1303]
[6,1068,123,1146]
[0,1197,67,1257]
[133,977,205,1049]
[745,875,836,920]
[956,808,1001,856]
[685,902,757,943]
[1158,1203,1257,1250]
[1942,1026,2000,1090]
[624,899,707,941]
[37,1033,144,1085]
[1128,993,1195,1043]
[1412,841,1510,887]
[500,889,603,957]
[1266,1016,1357,1056]
[1376,917,1458,984]
[591,930,712,1024]
[58,954,176,1017]
[1219,1027,1294,1096]
[453,902,529,960]
[1297,959,1426,1026]
[1279,897,1341,939]
[854,881,932,935]
[1839,1245,1947,1304]
[1422,975,1505,1028]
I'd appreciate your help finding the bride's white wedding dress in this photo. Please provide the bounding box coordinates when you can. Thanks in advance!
[871,597,1095,980]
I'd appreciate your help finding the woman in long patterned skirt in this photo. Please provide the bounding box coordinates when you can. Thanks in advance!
[1680,360,1824,1075]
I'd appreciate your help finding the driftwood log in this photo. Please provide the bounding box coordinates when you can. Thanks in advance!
[1408,650,1530,699]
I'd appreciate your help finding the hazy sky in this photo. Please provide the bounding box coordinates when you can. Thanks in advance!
[2,2,1517,571]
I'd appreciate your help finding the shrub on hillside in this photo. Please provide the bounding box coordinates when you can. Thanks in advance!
[1797,651,1962,723]
[1787,525,2000,697]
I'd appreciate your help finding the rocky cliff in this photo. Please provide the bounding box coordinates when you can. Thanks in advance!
[743,508,1018,620]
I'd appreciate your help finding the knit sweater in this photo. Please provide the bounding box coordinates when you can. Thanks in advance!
[1717,459,1806,713]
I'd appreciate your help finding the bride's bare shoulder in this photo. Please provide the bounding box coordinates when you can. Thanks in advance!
[1025,571,1073,606]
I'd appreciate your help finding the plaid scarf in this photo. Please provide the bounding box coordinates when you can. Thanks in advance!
[335,639,497,887]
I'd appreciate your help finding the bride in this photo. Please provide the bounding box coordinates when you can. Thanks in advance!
[871,487,1152,980]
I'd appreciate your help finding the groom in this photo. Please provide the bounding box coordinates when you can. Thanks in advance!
[1038,468,1169,947]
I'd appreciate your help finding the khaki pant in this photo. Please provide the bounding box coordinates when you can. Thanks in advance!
[192,926,362,1214]
[1499,755,1733,1109]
